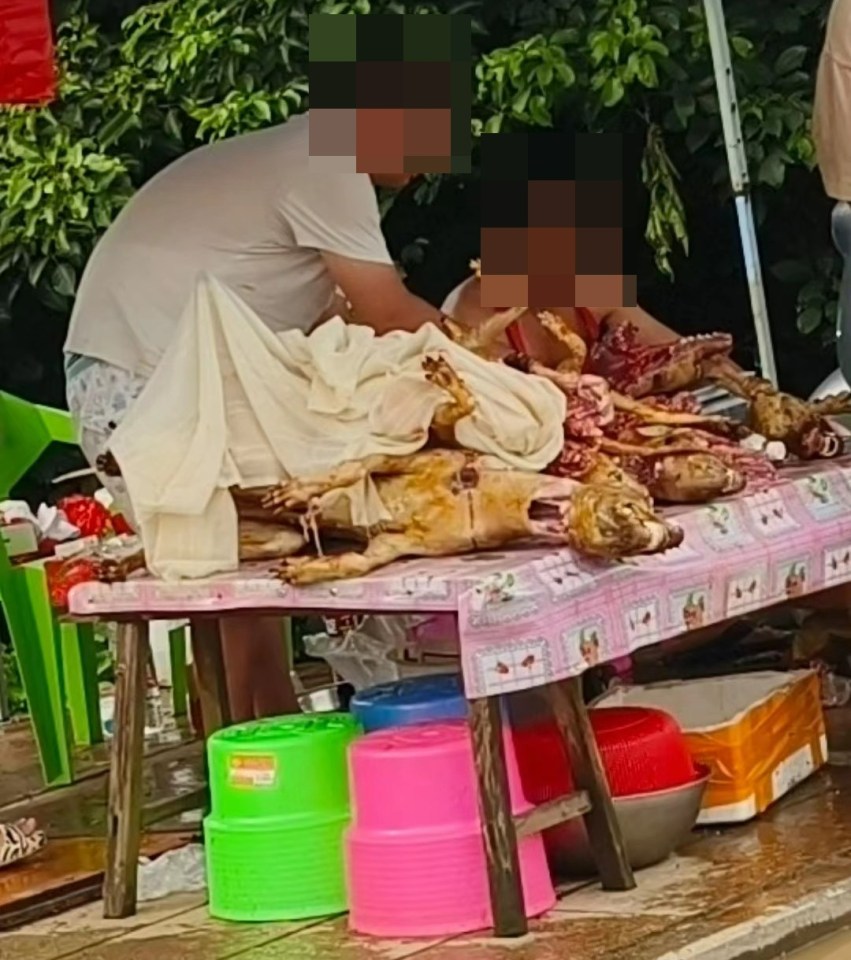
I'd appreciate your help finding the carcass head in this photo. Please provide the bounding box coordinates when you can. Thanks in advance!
[796,422,843,459]
[750,392,844,460]
[566,483,683,559]
[647,453,746,503]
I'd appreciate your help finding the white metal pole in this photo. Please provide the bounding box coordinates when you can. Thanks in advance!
[702,0,778,385]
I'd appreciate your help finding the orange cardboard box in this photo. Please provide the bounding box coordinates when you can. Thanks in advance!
[598,671,826,824]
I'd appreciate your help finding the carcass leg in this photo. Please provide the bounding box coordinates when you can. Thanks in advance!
[473,307,527,352]
[599,437,710,458]
[612,392,733,430]
[703,356,759,399]
[278,533,410,585]
[424,353,476,429]
[439,307,526,356]
[263,453,435,513]
[534,311,588,375]
[812,393,851,415]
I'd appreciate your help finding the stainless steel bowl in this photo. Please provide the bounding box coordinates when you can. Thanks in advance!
[547,766,709,876]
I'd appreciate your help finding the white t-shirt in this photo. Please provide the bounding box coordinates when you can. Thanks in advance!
[64,113,392,375]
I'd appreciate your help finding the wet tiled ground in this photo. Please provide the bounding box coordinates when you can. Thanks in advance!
[3,765,851,960]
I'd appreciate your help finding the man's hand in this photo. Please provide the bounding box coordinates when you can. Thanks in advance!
[321,252,442,334]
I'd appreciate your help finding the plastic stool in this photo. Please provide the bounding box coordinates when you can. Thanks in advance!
[350,673,466,732]
[205,713,361,921]
[346,719,555,937]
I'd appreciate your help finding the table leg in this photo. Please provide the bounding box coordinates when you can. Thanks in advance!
[189,618,231,736]
[548,677,635,891]
[104,621,149,918]
[468,696,528,938]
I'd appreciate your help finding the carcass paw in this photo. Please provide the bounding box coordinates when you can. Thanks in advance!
[423,353,461,391]
[262,483,325,513]
[277,556,317,584]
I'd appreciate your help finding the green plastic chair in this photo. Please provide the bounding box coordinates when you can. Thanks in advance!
[0,390,187,785]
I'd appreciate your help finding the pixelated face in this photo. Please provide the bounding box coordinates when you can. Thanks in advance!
[478,131,640,310]
[308,13,471,183]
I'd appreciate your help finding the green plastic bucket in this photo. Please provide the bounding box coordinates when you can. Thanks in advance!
[207,713,360,822]
[204,713,361,921]
[205,815,351,921]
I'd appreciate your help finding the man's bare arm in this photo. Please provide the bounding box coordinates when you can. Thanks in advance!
[321,252,442,334]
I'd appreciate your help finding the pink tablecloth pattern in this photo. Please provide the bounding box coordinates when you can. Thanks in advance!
[68,462,851,698]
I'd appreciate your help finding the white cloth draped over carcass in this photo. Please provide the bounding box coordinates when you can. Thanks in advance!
[109,275,567,579]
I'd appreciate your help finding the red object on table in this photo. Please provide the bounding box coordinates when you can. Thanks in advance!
[512,707,699,801]
[111,513,135,536]
[45,555,98,610]
[59,495,115,538]
[0,0,56,104]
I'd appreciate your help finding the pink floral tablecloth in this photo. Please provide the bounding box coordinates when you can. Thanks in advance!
[68,462,851,698]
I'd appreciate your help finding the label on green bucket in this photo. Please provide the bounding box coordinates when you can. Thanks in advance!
[228,754,278,788]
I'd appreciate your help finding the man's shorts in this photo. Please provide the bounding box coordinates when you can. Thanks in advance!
[65,353,149,519]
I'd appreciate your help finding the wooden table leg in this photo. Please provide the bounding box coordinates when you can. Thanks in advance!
[548,677,636,891]
[189,618,231,737]
[469,696,528,938]
[103,621,149,918]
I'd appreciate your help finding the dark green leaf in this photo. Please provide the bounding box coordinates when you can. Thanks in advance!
[673,94,695,126]
[685,117,712,153]
[775,46,807,75]
[757,153,785,188]
[730,36,753,58]
[98,110,141,148]
[601,76,625,108]
[771,260,810,284]
[797,306,823,335]
[28,257,49,287]
[164,109,183,142]
[51,262,77,298]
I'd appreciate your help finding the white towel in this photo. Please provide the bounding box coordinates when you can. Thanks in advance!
[110,275,566,579]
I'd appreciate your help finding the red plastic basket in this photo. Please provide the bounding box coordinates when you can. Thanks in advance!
[513,707,698,803]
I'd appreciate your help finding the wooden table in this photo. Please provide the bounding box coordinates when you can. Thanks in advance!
[95,611,633,937]
[69,462,851,934]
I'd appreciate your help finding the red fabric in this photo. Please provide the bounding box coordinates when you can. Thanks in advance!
[0,0,56,105]
[505,306,601,368]
[505,321,528,355]
[574,306,601,343]
[59,495,115,538]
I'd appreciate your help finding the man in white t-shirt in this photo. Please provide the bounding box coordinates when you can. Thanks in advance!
[65,113,441,377]
[63,111,445,721]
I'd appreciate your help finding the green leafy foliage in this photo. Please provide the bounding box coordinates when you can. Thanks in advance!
[0,0,838,353]
[772,255,841,344]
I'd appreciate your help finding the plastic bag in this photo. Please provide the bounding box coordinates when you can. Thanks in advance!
[137,844,207,902]
[303,615,419,691]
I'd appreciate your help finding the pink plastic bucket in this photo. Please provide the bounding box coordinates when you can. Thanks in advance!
[346,720,555,936]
